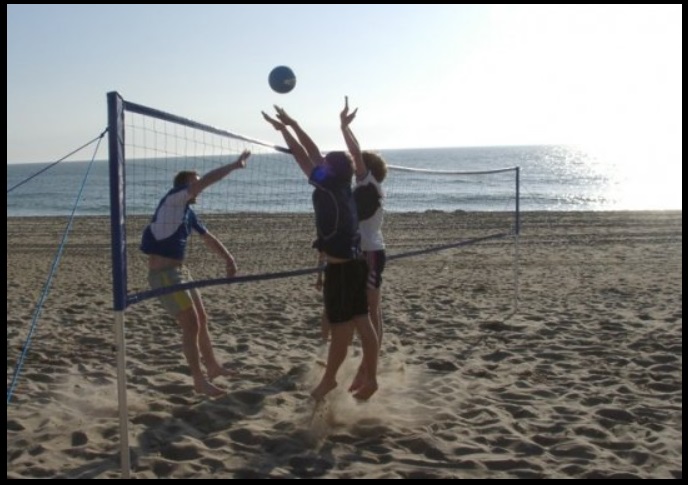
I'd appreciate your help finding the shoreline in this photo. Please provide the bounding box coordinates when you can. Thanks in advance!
[5,208,684,218]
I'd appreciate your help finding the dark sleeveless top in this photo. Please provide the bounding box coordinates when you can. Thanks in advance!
[309,166,360,259]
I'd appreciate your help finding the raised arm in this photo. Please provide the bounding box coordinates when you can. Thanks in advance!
[274,106,324,166]
[189,149,251,199]
[340,96,366,179]
[262,111,314,178]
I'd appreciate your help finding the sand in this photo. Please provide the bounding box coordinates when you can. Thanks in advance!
[6,210,682,478]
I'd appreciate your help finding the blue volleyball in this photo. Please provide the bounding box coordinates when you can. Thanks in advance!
[268,66,296,94]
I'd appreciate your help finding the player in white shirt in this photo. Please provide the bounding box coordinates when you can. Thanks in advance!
[341,97,389,394]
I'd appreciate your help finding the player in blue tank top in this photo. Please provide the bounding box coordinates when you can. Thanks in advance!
[140,149,251,397]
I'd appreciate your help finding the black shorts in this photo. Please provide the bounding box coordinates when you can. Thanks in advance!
[323,259,368,324]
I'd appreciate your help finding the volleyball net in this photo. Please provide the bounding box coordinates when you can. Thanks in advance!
[108,92,520,311]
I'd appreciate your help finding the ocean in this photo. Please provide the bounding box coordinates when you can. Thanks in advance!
[6,145,682,217]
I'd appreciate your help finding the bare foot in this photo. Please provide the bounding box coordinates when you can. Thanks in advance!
[311,379,337,401]
[348,366,365,393]
[352,381,378,401]
[207,365,238,382]
[195,380,226,398]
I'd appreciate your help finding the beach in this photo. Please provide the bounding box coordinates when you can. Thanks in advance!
[6,210,682,479]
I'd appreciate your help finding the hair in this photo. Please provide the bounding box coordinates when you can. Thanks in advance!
[173,170,198,188]
[362,151,388,183]
[324,151,354,183]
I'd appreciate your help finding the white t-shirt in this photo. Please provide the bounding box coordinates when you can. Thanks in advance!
[354,171,385,251]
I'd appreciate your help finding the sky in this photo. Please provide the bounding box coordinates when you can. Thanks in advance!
[7,4,682,165]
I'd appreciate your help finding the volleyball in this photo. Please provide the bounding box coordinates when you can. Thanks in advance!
[268,66,296,94]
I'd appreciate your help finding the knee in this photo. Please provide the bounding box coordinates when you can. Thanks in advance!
[192,301,208,328]
[197,312,208,328]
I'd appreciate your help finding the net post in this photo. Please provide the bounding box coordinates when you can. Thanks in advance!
[107,91,131,479]
[108,91,128,311]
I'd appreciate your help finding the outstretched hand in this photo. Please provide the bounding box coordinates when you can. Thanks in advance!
[262,111,284,131]
[340,96,358,127]
[274,105,296,126]
[235,149,251,169]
